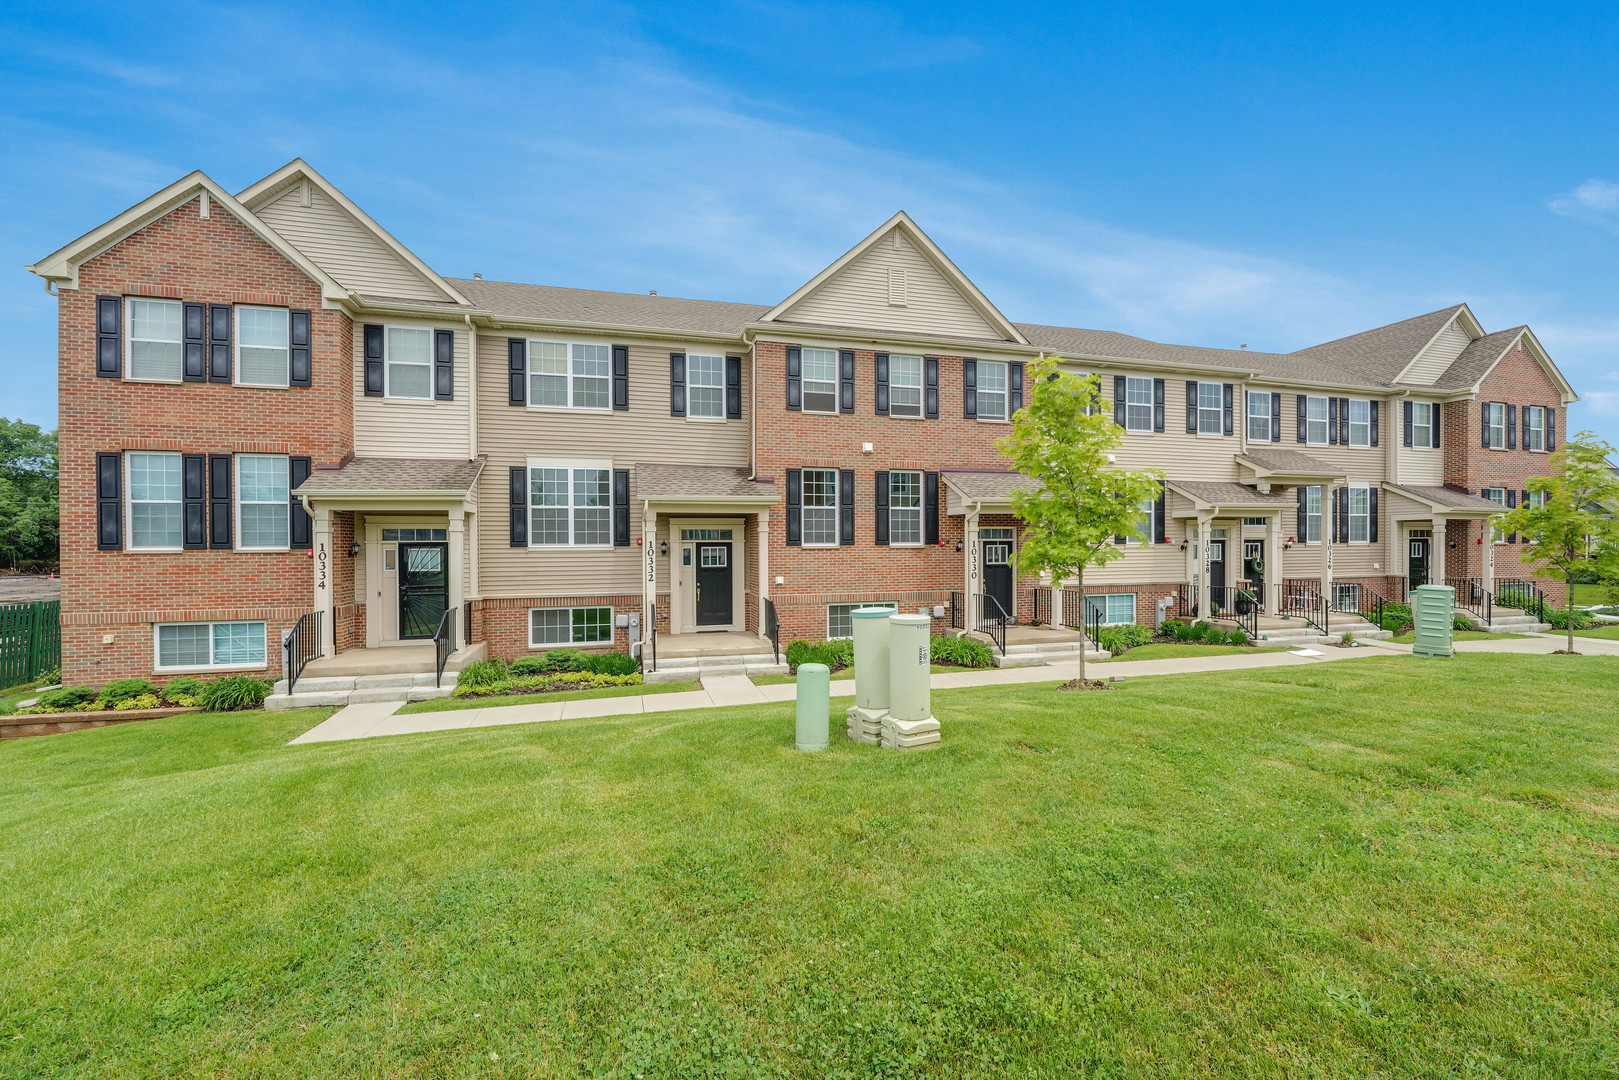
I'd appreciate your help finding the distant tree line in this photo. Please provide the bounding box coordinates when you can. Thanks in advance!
[0,418,58,571]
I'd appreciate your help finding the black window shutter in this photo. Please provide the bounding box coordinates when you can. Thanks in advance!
[924,357,939,418]
[874,352,890,416]
[839,351,855,413]
[1369,488,1379,542]
[1270,392,1281,442]
[785,469,802,545]
[725,355,741,419]
[433,328,454,400]
[288,309,312,387]
[1504,488,1516,543]
[669,352,686,417]
[964,359,977,418]
[365,325,385,397]
[182,454,207,550]
[874,471,889,545]
[1339,398,1350,444]
[1336,487,1348,543]
[183,302,207,381]
[1222,383,1233,436]
[208,454,232,549]
[614,345,631,411]
[1185,381,1198,433]
[924,471,939,545]
[509,466,528,546]
[1326,397,1337,444]
[1010,362,1024,414]
[1297,395,1308,442]
[1369,400,1379,446]
[1154,379,1166,432]
[1296,486,1307,540]
[289,456,312,547]
[838,469,855,545]
[507,338,526,406]
[1547,407,1556,451]
[1403,400,1413,446]
[1154,480,1166,542]
[1481,402,1491,448]
[785,346,801,410]
[613,468,630,546]
[208,303,232,382]
[1432,405,1442,449]
[96,451,122,550]
[1113,375,1126,427]
[1506,404,1517,449]
[1522,404,1531,450]
[96,296,122,378]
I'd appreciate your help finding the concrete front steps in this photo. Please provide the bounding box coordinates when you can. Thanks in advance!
[1460,611,1552,634]
[644,652,789,684]
[989,639,1110,668]
[266,643,485,710]
[1246,615,1395,647]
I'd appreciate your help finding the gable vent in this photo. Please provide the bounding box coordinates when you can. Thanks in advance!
[888,267,908,306]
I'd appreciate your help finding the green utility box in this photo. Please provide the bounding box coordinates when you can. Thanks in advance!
[1411,584,1455,658]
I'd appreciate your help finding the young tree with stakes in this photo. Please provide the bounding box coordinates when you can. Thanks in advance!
[1498,430,1619,655]
[1000,359,1163,682]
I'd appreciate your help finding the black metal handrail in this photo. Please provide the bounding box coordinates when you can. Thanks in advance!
[1032,586,1053,627]
[1390,576,1408,602]
[1208,585,1259,639]
[1495,579,1546,621]
[1173,582,1200,620]
[978,592,1009,655]
[1277,581,1328,633]
[763,597,780,665]
[283,610,322,694]
[949,591,964,631]
[1060,587,1087,630]
[649,607,658,672]
[1335,583,1390,632]
[433,605,458,688]
[1083,598,1102,649]
[1446,576,1492,627]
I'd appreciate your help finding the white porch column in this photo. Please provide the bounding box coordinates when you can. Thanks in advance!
[1265,512,1283,614]
[1196,513,1212,620]
[1320,485,1335,605]
[641,505,656,651]
[447,510,466,644]
[1483,518,1495,595]
[313,503,334,657]
[1431,518,1446,585]
[964,508,981,629]
[757,510,771,640]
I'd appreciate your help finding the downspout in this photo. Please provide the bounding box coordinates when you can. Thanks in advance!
[465,313,480,613]
[746,330,757,480]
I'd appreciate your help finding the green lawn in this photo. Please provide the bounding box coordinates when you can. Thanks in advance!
[1098,642,1293,662]
[0,680,50,715]
[1569,582,1616,608]
[396,679,700,714]
[1571,624,1619,641]
[4,655,1619,1076]
[1389,629,1527,644]
[753,664,978,686]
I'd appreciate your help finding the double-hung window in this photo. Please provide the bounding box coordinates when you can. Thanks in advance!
[890,355,923,417]
[1132,497,1154,543]
[687,353,725,418]
[530,606,612,646]
[1347,400,1371,446]
[1525,405,1546,451]
[827,601,897,640]
[1246,391,1270,442]
[1305,396,1330,444]
[801,467,838,546]
[1484,403,1506,449]
[1484,487,1507,541]
[801,348,838,413]
[1084,593,1136,626]
[1124,377,1154,432]
[1304,485,1322,543]
[528,341,611,409]
[237,454,290,550]
[127,298,183,381]
[889,470,922,545]
[237,306,289,386]
[1196,382,1223,434]
[1347,485,1370,543]
[156,621,266,670]
[128,451,183,550]
[386,326,433,399]
[529,464,611,547]
[977,361,1008,420]
[1412,402,1434,448]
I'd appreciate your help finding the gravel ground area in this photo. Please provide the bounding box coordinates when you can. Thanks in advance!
[0,576,61,603]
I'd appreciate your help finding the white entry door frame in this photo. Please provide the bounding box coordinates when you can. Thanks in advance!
[667,517,746,633]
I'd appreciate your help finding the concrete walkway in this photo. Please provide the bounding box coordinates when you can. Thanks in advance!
[288,631,1617,745]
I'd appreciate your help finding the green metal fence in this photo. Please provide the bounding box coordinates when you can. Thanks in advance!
[0,600,61,690]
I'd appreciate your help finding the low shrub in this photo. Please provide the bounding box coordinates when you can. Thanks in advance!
[1380,602,1413,634]
[1543,606,1594,630]
[97,678,158,706]
[930,634,995,669]
[36,685,95,710]
[1453,614,1476,632]
[159,677,208,706]
[1229,629,1249,646]
[785,639,854,672]
[451,671,642,699]
[583,651,639,676]
[1097,623,1153,654]
[112,693,161,711]
[1165,620,1196,643]
[198,676,273,712]
[456,658,510,690]
[512,649,589,676]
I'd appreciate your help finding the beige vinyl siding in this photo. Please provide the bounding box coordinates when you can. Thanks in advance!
[1279,393,1388,473]
[1383,489,1439,524]
[1101,371,1245,483]
[1394,398,1444,485]
[352,321,473,459]
[1085,537,1188,585]
[1400,318,1473,385]
[256,184,449,302]
[781,230,1002,340]
[476,336,750,599]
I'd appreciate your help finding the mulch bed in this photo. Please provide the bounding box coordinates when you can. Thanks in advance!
[1057,678,1116,692]
[0,707,199,739]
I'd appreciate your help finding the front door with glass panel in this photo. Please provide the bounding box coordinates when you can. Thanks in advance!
[1242,540,1264,590]
[1408,537,1430,587]
[1208,540,1226,591]
[397,542,448,639]
[695,543,733,627]
[982,540,1014,623]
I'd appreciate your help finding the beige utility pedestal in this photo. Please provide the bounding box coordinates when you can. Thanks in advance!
[882,614,940,750]
[845,607,892,744]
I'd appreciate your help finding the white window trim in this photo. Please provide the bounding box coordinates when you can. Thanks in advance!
[1195,381,1224,437]
[1525,405,1546,453]
[1246,391,1271,443]
[124,297,185,384]
[1304,485,1323,545]
[1346,484,1371,545]
[888,354,925,418]
[383,323,435,402]
[234,304,291,389]
[527,605,614,648]
[526,456,614,549]
[1485,403,1506,450]
[153,620,269,672]
[1483,487,1508,542]
[827,601,897,640]
[1123,375,1154,433]
[1084,593,1136,626]
[976,360,1009,422]
[1305,395,1330,446]
[235,454,291,552]
[801,466,840,548]
[522,337,612,413]
[888,469,923,547]
[800,347,840,415]
[685,350,728,422]
[1412,402,1435,450]
[125,450,184,553]
[1347,399,1371,448]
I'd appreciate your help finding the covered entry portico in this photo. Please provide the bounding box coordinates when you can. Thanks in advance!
[1382,483,1507,593]
[940,469,1039,629]
[1165,480,1298,616]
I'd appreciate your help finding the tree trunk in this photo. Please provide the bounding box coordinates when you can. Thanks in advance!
[1076,564,1086,682]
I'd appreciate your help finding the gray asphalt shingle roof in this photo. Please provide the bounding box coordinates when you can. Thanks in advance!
[1169,481,1295,507]
[634,464,778,501]
[1390,485,1505,512]
[1237,449,1346,476]
[449,277,769,336]
[295,457,485,494]
[939,470,1039,502]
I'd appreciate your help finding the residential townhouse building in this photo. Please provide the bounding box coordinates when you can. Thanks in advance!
[27,160,1579,689]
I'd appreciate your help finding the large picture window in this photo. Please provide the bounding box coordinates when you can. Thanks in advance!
[156,621,266,670]
[529,466,611,547]
[386,326,433,399]
[128,451,183,550]
[687,353,725,418]
[237,306,290,386]
[1124,377,1153,432]
[802,467,838,546]
[827,601,897,640]
[890,355,923,417]
[1084,593,1136,626]
[529,606,613,646]
[889,470,922,545]
[237,454,290,550]
[1246,391,1270,443]
[127,298,183,381]
[1305,396,1329,444]
[528,340,610,409]
[801,348,838,413]
[977,361,1008,420]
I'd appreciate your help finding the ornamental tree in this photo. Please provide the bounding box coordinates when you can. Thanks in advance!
[1498,430,1619,655]
[1000,358,1163,681]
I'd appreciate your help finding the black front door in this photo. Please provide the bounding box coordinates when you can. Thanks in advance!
[1409,537,1430,587]
[1243,539,1264,590]
[1208,539,1226,591]
[983,540,1014,622]
[696,543,733,626]
[398,542,448,639]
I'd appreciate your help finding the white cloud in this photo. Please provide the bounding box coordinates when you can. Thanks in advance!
[1548,179,1619,233]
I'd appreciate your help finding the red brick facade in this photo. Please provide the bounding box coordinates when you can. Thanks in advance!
[58,198,352,685]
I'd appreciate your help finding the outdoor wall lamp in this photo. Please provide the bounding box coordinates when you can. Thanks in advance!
[1179,540,1188,551]
[660,540,669,556]
[348,543,360,557]
[954,541,963,552]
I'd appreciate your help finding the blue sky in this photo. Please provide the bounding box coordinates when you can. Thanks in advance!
[4,1,1617,445]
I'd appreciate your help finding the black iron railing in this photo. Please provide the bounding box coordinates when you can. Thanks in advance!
[1278,581,1328,633]
[1173,582,1200,621]
[1060,588,1085,630]
[1390,576,1408,602]
[283,610,322,694]
[1032,586,1053,627]
[950,591,965,631]
[978,592,1009,655]
[1083,599,1102,650]
[763,597,780,665]
[433,605,458,688]
[1446,577,1492,627]
[1495,579,1546,621]
[1334,583,1390,632]
[649,607,658,672]
[1208,585,1259,639]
